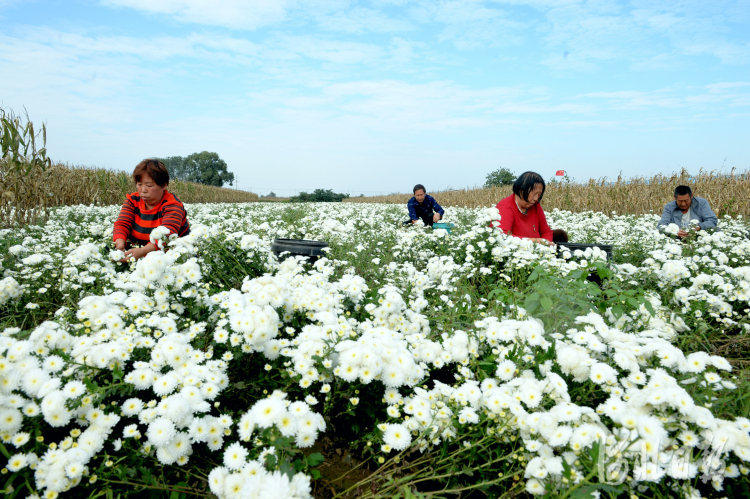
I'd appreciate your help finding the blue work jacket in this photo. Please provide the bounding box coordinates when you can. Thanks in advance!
[657,196,718,230]
[407,195,444,221]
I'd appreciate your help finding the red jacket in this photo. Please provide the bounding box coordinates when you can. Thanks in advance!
[493,194,553,242]
[113,191,190,245]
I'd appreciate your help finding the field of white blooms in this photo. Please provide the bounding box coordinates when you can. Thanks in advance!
[1,201,750,499]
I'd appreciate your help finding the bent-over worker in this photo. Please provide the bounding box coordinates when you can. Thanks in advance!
[113,159,190,261]
[407,184,444,226]
[492,171,568,245]
[657,185,717,238]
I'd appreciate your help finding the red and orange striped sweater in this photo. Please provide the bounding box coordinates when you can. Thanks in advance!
[112,191,190,246]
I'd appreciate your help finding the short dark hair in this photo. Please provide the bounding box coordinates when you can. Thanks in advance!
[133,159,170,187]
[413,184,426,194]
[512,171,545,203]
[674,185,692,197]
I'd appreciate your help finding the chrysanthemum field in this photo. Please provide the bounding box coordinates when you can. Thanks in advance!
[1,202,749,499]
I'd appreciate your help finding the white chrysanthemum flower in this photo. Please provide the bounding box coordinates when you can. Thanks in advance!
[42,355,65,373]
[62,380,86,399]
[147,417,177,446]
[251,397,285,428]
[123,424,141,439]
[6,453,27,472]
[122,398,145,416]
[223,442,249,471]
[382,424,411,451]
[496,360,516,381]
[525,478,545,495]
[10,432,30,448]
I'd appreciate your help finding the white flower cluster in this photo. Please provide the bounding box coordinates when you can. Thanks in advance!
[0,276,23,306]
[2,201,750,499]
[149,225,176,250]
[204,392,322,499]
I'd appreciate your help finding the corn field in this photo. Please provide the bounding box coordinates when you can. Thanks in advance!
[345,169,750,217]
[0,160,259,227]
[0,107,257,227]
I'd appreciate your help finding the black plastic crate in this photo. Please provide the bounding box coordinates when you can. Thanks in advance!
[271,238,329,263]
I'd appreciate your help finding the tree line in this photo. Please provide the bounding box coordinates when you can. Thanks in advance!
[289,189,350,202]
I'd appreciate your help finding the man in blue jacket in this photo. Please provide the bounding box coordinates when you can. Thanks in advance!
[657,185,718,238]
[407,184,444,226]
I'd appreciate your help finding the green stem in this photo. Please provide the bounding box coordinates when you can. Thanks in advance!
[98,478,213,498]
[558,469,600,499]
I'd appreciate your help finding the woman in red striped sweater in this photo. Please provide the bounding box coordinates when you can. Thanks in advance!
[113,159,190,261]
[491,171,567,245]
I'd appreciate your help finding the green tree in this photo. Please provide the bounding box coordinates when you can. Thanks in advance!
[185,151,234,187]
[484,167,515,188]
[158,152,234,187]
[160,156,188,182]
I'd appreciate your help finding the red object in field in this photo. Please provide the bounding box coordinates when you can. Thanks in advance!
[555,170,565,176]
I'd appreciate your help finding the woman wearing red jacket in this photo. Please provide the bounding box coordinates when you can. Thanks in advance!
[491,171,567,245]
[113,159,190,261]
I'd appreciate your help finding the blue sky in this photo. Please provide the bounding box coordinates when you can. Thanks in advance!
[1,0,749,196]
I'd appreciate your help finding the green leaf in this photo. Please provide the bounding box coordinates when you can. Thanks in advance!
[539,282,553,294]
[307,453,325,467]
[626,297,639,308]
[570,269,584,280]
[612,305,624,319]
[561,458,572,479]
[524,292,540,312]
[0,443,10,459]
[643,299,656,316]
[571,483,625,499]
[279,461,294,480]
[460,466,475,477]
[524,298,540,314]
[540,296,553,311]
[169,481,189,499]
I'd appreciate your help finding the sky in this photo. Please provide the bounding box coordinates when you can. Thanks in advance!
[1,0,749,196]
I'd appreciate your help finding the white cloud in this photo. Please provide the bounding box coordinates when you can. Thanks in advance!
[278,35,385,64]
[630,53,683,71]
[409,0,528,49]
[582,91,648,99]
[540,52,599,72]
[706,81,750,92]
[576,89,685,109]
[100,0,294,30]
[576,84,750,111]
[314,6,415,33]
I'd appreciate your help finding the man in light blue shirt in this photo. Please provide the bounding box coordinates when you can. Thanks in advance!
[657,185,718,238]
